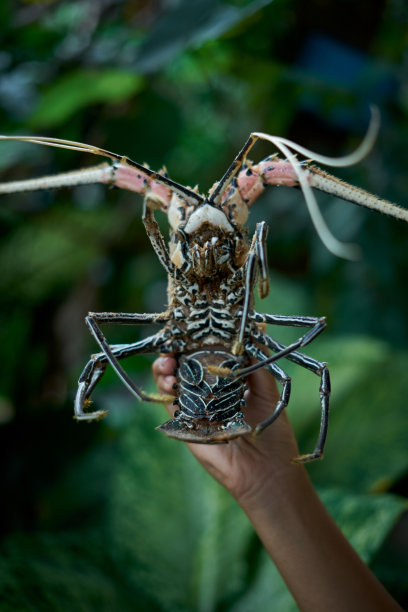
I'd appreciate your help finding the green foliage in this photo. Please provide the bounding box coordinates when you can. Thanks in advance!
[134,0,275,73]
[30,70,145,128]
[0,390,405,611]
[0,0,407,609]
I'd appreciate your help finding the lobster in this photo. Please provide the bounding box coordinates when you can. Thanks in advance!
[1,109,406,462]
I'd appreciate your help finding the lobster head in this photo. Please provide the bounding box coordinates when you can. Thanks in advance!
[167,190,250,278]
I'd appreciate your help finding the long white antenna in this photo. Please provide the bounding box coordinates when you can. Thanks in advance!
[253,107,406,259]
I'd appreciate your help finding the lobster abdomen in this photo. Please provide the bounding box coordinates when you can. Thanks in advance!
[157,350,251,443]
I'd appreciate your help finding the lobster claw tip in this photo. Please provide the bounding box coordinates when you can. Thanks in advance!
[148,392,175,404]
[73,410,109,422]
[291,452,324,464]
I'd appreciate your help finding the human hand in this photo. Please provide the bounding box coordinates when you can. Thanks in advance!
[153,355,305,507]
[153,358,405,612]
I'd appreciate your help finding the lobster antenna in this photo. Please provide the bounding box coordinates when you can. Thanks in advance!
[256,106,381,168]
[253,107,382,260]
[208,135,258,206]
[0,135,204,204]
[276,140,360,259]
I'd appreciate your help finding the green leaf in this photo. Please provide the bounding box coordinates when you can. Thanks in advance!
[319,488,407,564]
[135,0,276,73]
[29,69,144,128]
[108,407,255,611]
[0,404,405,611]
[0,205,114,302]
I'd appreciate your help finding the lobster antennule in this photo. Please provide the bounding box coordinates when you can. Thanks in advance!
[253,105,381,169]
[267,139,361,260]
[249,106,408,260]
[0,134,120,157]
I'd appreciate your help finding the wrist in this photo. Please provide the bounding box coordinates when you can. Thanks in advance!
[235,459,313,520]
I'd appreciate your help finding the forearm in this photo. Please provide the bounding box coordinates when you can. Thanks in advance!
[238,465,403,612]
[153,359,401,610]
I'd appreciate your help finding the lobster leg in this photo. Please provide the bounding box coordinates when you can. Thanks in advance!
[245,342,291,432]
[251,327,331,462]
[295,365,330,463]
[85,311,169,325]
[236,317,327,377]
[254,222,270,299]
[75,341,150,421]
[234,221,269,354]
[75,313,174,421]
[142,199,175,276]
[252,312,325,329]
[251,323,327,373]
[246,339,330,462]
[216,313,330,461]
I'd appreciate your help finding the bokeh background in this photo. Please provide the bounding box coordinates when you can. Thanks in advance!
[0,1,407,610]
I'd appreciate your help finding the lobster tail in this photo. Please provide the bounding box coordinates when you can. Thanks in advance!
[158,350,251,443]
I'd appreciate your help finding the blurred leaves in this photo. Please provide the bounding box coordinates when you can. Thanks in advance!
[0,392,405,611]
[134,0,276,73]
[30,69,144,128]
[319,488,407,565]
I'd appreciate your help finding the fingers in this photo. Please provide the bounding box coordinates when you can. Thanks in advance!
[247,364,280,405]
[152,355,177,396]
[240,365,280,427]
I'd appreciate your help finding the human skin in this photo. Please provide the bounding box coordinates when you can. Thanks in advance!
[153,355,403,612]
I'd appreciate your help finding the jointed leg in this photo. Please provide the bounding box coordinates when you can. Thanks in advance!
[234,222,269,355]
[251,311,326,329]
[245,342,291,435]
[87,311,169,325]
[236,316,326,378]
[255,222,270,299]
[75,330,173,421]
[295,365,330,462]
[86,314,173,397]
[75,341,145,421]
[251,326,331,462]
[251,324,326,374]
[142,199,175,276]
[75,311,173,421]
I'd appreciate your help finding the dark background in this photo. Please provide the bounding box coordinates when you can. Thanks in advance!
[0,1,407,610]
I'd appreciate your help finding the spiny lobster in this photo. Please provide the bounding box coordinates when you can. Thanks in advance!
[1,109,406,462]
